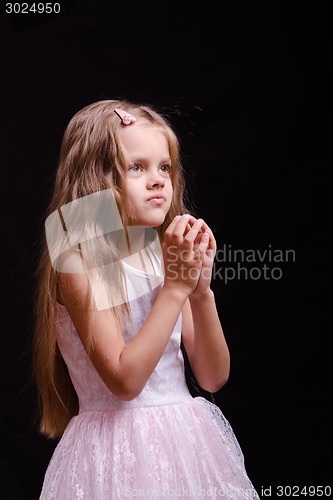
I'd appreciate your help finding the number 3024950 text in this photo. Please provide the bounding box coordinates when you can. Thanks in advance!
[5,3,61,14]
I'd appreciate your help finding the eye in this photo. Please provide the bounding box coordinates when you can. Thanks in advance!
[160,164,171,174]
[128,164,142,172]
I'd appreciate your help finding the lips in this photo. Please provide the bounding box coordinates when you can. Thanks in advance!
[147,195,166,201]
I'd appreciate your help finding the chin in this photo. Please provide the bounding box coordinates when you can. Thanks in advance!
[144,219,165,229]
[139,214,167,228]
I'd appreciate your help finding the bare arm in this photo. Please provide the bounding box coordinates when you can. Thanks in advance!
[182,293,230,393]
[181,219,230,393]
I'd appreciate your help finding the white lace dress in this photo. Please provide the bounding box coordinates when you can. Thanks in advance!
[39,250,259,499]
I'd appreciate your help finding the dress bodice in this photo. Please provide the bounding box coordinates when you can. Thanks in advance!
[56,248,193,413]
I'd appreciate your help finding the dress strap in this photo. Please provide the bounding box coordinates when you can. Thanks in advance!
[146,244,163,277]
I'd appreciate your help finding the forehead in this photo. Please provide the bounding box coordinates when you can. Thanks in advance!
[119,124,170,157]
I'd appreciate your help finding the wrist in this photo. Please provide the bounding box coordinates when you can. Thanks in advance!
[189,288,214,304]
[162,282,191,303]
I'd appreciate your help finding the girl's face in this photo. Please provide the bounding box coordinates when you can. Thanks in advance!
[120,124,173,227]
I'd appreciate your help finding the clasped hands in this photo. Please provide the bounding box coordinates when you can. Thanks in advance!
[162,214,216,300]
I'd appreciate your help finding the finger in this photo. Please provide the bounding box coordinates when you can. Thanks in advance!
[182,214,201,233]
[185,217,210,239]
[206,247,216,261]
[192,234,209,263]
[183,219,206,245]
[164,215,182,238]
[182,214,198,225]
[196,231,210,255]
[208,230,217,254]
[199,224,216,253]
[193,229,204,247]
[195,219,212,235]
[172,214,195,240]
[184,222,192,236]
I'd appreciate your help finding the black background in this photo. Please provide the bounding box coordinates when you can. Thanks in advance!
[0,1,332,499]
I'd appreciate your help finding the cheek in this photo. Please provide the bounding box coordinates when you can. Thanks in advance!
[167,178,174,194]
[167,183,174,208]
[124,180,137,199]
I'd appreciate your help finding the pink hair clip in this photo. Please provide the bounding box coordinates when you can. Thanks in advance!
[114,108,137,126]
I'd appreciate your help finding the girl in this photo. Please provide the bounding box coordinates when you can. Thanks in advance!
[35,100,259,499]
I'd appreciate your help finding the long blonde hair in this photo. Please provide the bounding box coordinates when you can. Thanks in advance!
[34,99,192,438]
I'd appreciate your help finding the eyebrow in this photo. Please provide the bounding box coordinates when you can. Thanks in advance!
[130,157,172,164]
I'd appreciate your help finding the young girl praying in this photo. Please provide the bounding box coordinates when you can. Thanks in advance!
[35,100,259,499]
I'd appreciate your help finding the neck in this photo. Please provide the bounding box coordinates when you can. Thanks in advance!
[126,226,146,256]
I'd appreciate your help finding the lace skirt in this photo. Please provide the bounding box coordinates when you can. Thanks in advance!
[39,397,259,499]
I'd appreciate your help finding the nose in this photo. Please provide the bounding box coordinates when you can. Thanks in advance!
[147,172,165,190]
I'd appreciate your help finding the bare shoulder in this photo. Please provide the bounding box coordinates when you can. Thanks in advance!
[58,249,86,274]
[57,250,90,309]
